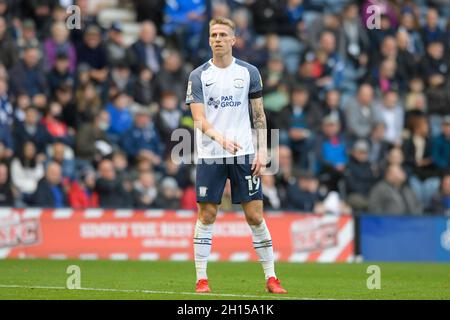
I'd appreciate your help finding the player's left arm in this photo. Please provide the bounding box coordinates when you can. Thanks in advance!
[250,96,268,177]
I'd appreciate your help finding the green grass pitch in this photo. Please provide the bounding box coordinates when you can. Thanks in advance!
[0,259,449,300]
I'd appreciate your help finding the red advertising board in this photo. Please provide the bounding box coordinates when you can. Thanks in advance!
[0,209,354,262]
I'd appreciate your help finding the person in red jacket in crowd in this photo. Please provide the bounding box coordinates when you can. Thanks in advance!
[68,169,98,208]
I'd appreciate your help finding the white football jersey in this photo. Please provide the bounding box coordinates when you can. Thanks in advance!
[186,57,263,159]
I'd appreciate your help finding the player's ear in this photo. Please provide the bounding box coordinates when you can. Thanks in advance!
[231,35,236,46]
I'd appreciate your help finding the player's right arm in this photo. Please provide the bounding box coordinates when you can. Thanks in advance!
[189,102,241,155]
[186,70,241,155]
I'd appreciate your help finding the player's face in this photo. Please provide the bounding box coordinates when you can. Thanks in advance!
[209,24,235,57]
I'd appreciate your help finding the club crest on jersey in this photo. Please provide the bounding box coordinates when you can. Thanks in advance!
[233,78,245,88]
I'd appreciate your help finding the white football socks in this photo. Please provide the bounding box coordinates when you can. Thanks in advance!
[194,220,213,281]
[250,219,276,280]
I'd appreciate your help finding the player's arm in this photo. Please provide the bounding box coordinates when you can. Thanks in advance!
[250,97,268,176]
[190,103,242,155]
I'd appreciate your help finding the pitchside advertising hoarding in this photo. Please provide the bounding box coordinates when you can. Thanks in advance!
[0,209,354,262]
[360,215,450,262]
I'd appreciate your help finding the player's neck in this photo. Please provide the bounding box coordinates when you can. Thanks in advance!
[211,54,233,69]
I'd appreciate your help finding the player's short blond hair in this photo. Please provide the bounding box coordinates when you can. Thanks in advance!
[209,17,235,34]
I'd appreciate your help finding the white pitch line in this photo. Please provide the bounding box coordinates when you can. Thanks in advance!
[0,284,331,300]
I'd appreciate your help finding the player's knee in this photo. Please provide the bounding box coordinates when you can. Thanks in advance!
[246,214,263,226]
[198,204,218,224]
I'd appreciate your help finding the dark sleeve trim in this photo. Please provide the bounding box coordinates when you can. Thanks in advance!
[249,90,263,99]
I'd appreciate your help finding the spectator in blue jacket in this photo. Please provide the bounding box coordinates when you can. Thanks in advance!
[120,108,162,167]
[105,91,133,144]
[315,114,348,191]
[32,161,67,208]
[432,116,450,172]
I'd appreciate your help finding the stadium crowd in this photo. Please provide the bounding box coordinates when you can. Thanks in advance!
[0,0,448,215]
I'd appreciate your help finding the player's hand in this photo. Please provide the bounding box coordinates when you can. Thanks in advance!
[251,152,267,177]
[222,138,242,155]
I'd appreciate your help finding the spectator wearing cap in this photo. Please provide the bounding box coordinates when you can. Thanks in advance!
[105,22,132,67]
[429,173,450,215]
[47,52,75,97]
[120,108,162,167]
[278,85,315,170]
[43,21,77,73]
[286,171,323,212]
[432,116,450,172]
[31,161,67,208]
[16,19,41,59]
[76,25,108,84]
[344,140,379,211]
[315,114,348,191]
[154,176,181,209]
[368,164,423,215]
[9,44,49,99]
[106,62,135,97]
[345,83,381,141]
[0,16,17,69]
[129,20,162,74]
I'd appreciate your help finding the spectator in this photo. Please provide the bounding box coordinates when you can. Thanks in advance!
[75,110,112,163]
[345,140,379,212]
[421,7,445,47]
[46,141,75,181]
[129,20,162,74]
[0,162,15,206]
[105,91,133,143]
[32,161,67,208]
[429,173,450,215]
[403,115,440,207]
[278,85,315,170]
[107,62,135,97]
[132,170,158,208]
[47,52,76,98]
[13,106,52,154]
[0,77,13,128]
[95,159,131,208]
[309,89,346,133]
[345,83,380,140]
[286,171,322,212]
[43,21,77,73]
[262,174,282,210]
[121,108,162,167]
[432,116,450,173]
[367,122,391,174]
[105,22,131,66]
[68,168,98,209]
[76,25,108,85]
[155,49,189,102]
[133,66,156,106]
[315,114,348,191]
[368,164,423,215]
[74,81,102,126]
[154,91,182,156]
[41,101,75,146]
[9,44,49,99]
[155,176,181,209]
[0,16,17,69]
[10,141,45,204]
[376,89,404,145]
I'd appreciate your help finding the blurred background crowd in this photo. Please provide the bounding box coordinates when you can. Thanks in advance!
[0,0,449,215]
